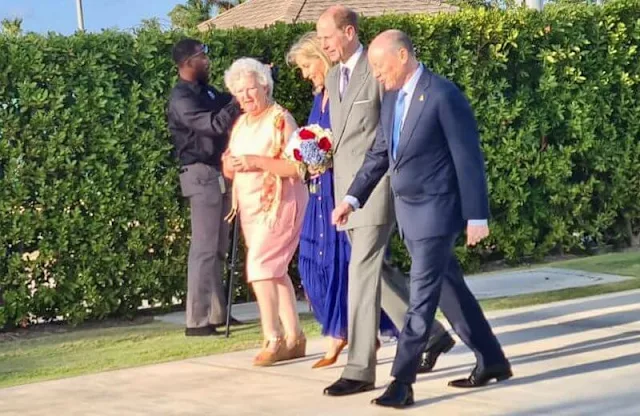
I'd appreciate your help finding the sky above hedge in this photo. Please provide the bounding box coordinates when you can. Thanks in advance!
[0,0,182,35]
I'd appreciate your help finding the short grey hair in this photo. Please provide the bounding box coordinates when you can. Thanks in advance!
[224,57,274,98]
[381,30,415,57]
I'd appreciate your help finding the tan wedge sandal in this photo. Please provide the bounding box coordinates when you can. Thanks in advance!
[253,336,285,367]
[283,332,307,361]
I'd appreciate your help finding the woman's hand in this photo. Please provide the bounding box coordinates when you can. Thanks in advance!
[221,150,236,179]
[221,150,232,165]
[307,166,322,180]
[230,155,262,172]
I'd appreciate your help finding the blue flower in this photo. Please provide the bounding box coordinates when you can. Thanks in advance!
[300,140,326,165]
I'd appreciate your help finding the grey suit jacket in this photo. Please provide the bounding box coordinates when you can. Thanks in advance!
[326,52,393,230]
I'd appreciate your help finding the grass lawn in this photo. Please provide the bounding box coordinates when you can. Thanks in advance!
[479,250,640,311]
[1,250,639,389]
[0,315,323,389]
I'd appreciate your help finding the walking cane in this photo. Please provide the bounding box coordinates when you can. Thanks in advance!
[225,218,240,338]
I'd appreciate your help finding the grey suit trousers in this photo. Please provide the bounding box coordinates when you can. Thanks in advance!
[179,163,230,328]
[342,222,447,383]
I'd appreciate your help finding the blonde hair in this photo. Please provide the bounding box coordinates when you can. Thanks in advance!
[286,31,332,81]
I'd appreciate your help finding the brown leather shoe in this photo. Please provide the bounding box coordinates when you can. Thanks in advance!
[312,339,347,369]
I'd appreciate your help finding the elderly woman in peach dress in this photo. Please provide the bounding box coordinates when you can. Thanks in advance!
[222,58,309,367]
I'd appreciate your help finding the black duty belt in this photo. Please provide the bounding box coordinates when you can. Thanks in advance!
[179,164,219,174]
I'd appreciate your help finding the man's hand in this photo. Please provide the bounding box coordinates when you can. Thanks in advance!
[466,224,489,247]
[230,155,260,172]
[332,201,354,226]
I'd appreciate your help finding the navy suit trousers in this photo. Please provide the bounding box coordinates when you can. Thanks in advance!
[391,233,507,383]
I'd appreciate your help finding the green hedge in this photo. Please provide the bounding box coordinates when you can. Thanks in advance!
[1,1,639,327]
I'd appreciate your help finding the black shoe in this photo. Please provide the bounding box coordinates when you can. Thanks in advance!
[448,363,513,388]
[417,332,456,373]
[371,380,415,408]
[323,378,375,396]
[185,324,220,337]
[212,317,245,327]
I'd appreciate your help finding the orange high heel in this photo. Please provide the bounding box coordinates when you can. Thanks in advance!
[312,339,348,369]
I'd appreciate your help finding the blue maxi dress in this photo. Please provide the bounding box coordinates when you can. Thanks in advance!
[297,92,398,340]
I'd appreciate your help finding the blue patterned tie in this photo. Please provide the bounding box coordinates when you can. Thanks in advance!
[392,90,407,159]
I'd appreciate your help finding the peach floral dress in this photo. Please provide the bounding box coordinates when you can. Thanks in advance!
[226,104,308,282]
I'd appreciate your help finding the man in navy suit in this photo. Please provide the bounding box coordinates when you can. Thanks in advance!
[332,30,512,408]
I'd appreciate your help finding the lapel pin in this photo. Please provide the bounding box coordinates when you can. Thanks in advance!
[419,94,425,102]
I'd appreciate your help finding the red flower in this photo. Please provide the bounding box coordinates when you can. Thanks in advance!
[318,137,332,151]
[299,128,316,140]
[293,149,303,161]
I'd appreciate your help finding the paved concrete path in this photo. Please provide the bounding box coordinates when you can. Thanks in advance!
[156,267,631,326]
[3,290,640,415]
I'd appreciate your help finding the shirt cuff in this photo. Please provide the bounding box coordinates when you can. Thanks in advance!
[468,219,488,226]
[344,195,361,210]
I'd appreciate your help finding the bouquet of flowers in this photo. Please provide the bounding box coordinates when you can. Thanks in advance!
[284,124,333,178]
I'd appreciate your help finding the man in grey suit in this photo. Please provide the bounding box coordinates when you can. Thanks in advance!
[317,6,454,397]
[167,39,243,336]
[333,30,511,408]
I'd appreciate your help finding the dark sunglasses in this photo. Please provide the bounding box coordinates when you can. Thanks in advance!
[187,44,209,61]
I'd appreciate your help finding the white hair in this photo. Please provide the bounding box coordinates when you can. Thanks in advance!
[224,57,274,98]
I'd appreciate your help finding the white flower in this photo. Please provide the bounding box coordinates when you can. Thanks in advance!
[22,250,40,262]
[28,280,37,296]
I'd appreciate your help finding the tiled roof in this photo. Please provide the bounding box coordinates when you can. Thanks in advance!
[198,0,457,31]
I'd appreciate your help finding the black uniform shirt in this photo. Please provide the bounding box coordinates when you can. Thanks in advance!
[167,79,242,168]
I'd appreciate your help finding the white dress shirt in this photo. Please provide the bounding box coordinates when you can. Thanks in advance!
[339,44,364,95]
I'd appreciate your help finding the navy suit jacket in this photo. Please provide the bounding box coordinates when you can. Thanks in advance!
[347,67,490,241]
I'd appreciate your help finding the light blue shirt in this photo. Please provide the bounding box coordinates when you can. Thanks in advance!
[344,64,487,227]
[399,63,424,126]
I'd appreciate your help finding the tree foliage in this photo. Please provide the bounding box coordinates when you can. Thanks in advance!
[168,0,247,29]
